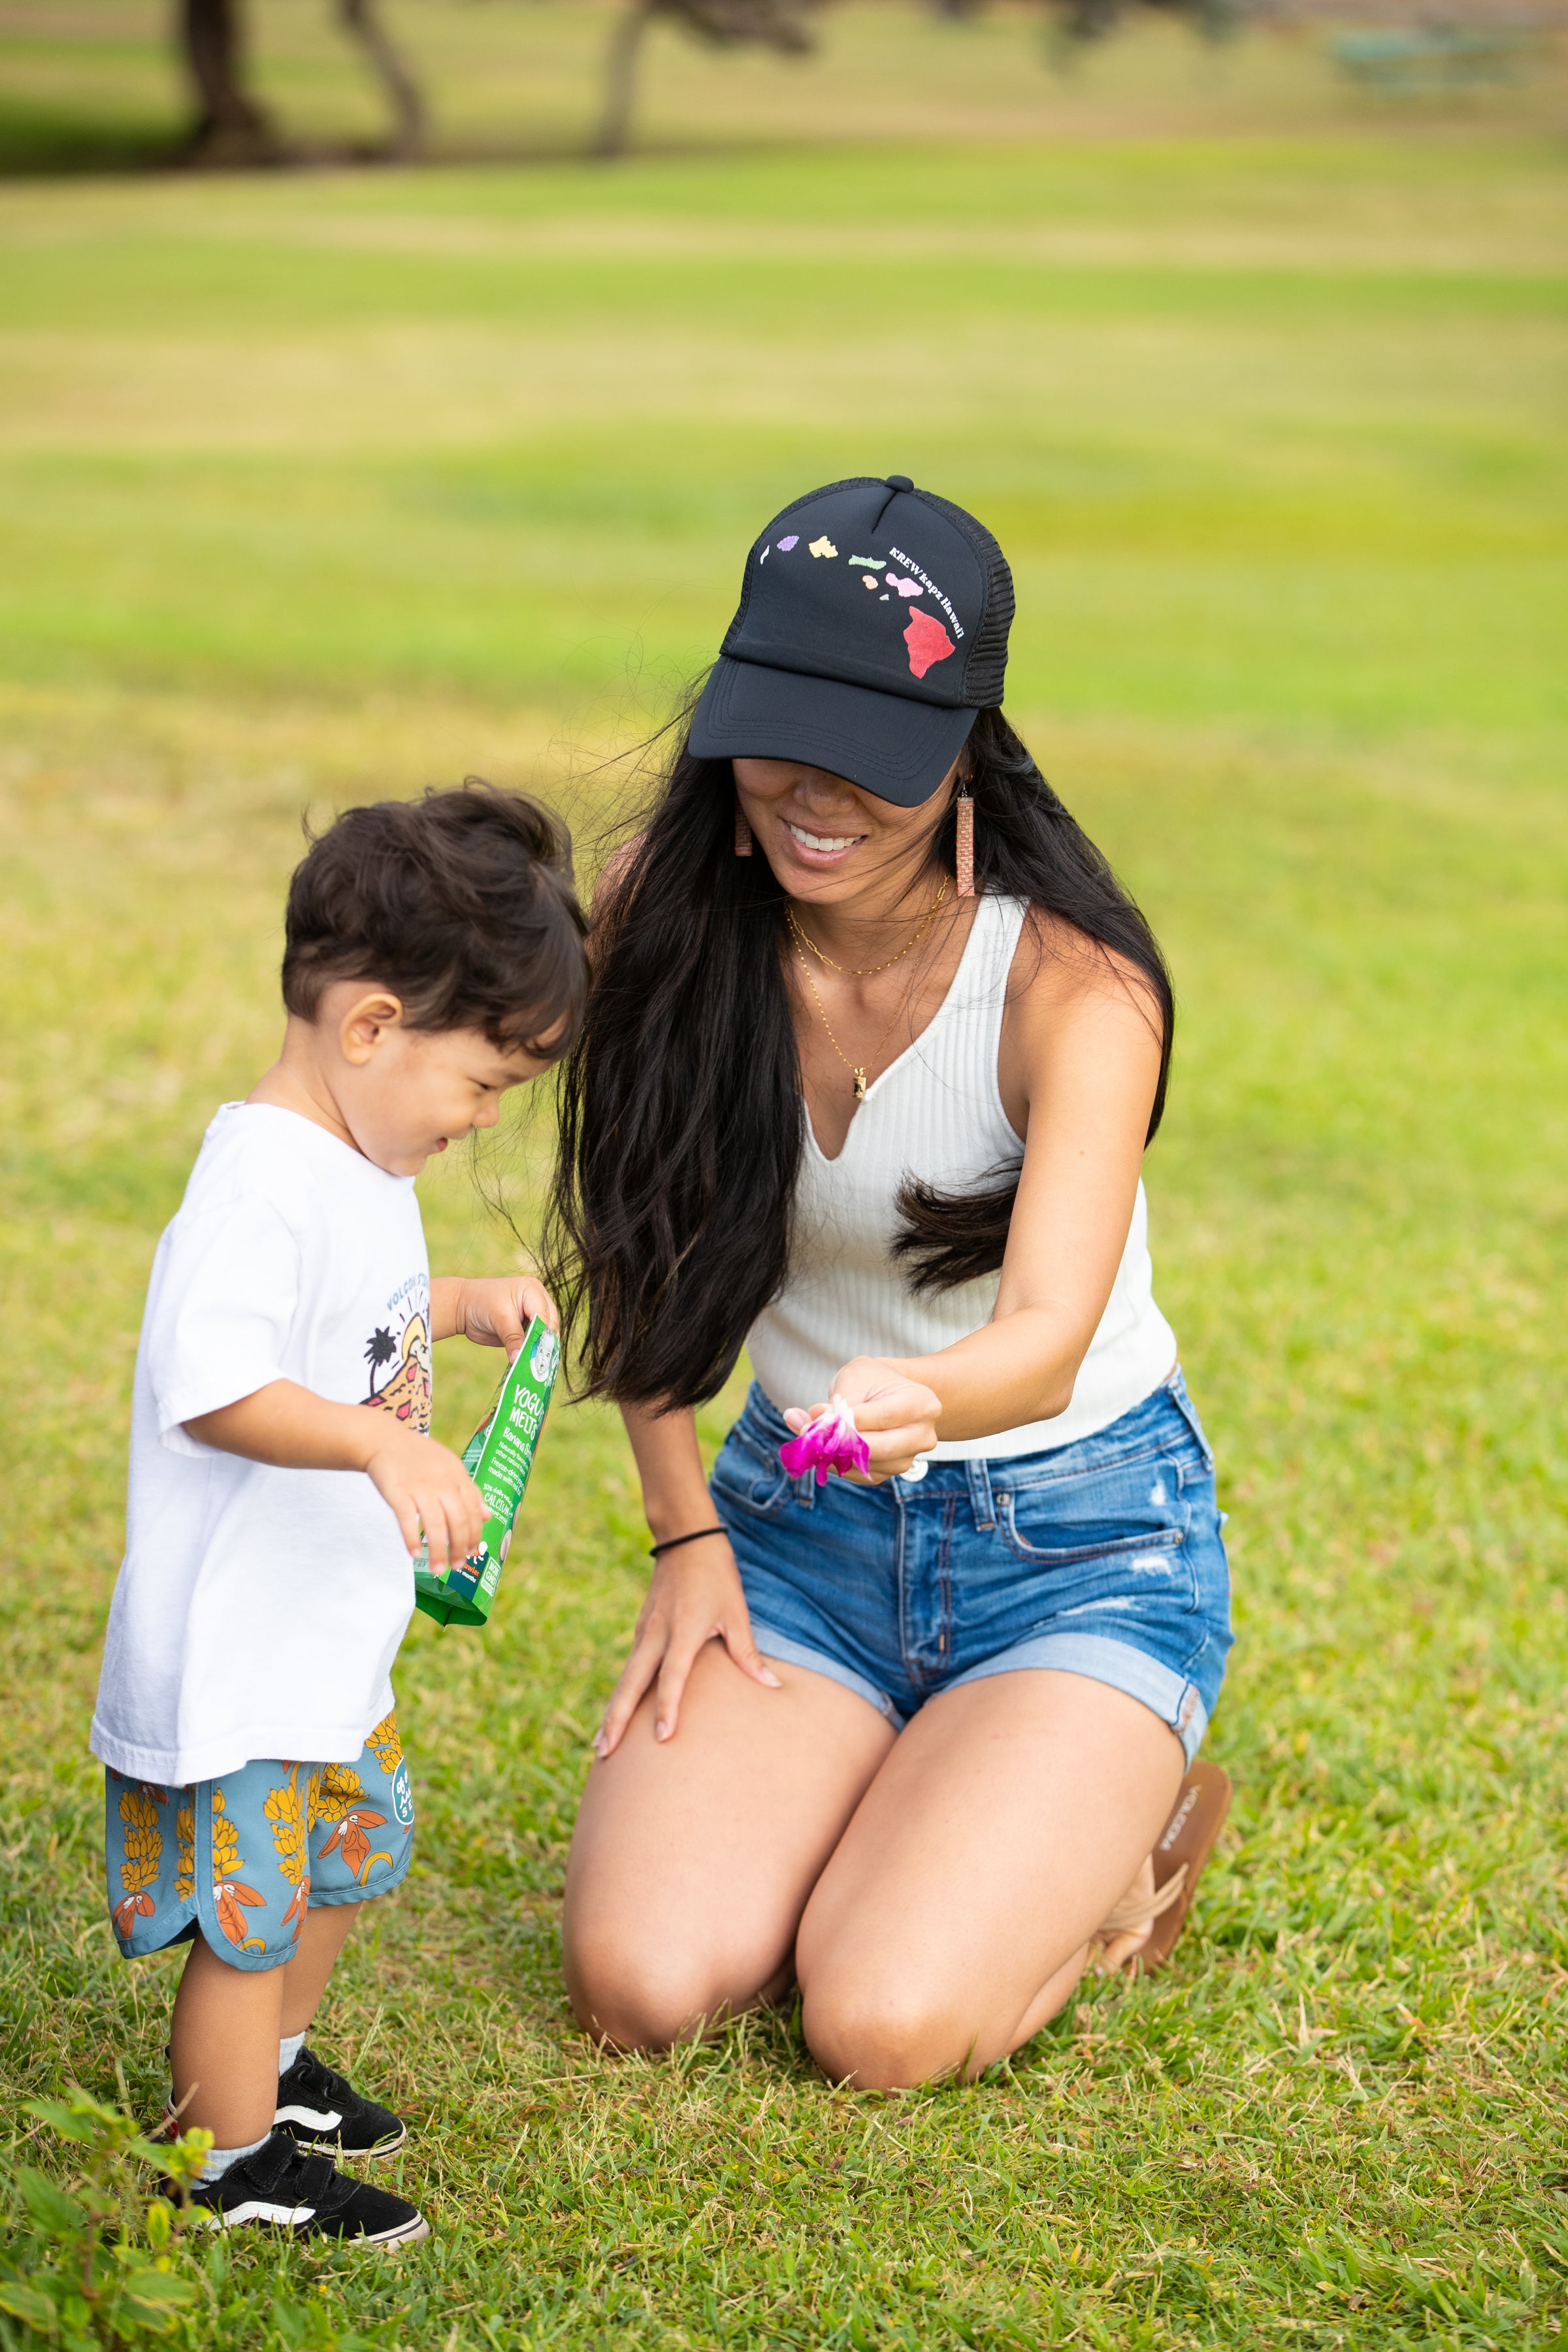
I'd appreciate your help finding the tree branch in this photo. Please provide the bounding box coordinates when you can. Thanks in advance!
[336,0,427,161]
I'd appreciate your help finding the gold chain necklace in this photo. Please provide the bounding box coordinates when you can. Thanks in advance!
[793,952,911,1101]
[786,879,949,979]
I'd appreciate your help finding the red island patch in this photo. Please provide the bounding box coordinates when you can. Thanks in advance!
[904,608,955,679]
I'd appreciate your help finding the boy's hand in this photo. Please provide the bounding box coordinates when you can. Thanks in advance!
[185,1380,489,1569]
[436,1275,559,1359]
[365,1424,487,1569]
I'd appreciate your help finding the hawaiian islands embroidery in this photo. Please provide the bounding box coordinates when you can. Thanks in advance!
[778,534,800,551]
[904,608,956,678]
[848,555,883,568]
[885,572,923,598]
[808,536,838,559]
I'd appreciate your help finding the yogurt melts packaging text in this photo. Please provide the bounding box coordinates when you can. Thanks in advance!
[413,1315,559,1628]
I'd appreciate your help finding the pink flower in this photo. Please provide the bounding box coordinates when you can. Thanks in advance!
[779,1395,871,1485]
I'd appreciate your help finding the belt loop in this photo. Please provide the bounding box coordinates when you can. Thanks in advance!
[792,1470,816,1511]
[966,1457,995,1530]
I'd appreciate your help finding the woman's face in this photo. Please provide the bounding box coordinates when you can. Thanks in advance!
[732,755,959,906]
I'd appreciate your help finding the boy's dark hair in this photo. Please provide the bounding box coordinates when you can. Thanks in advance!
[283,781,588,1059]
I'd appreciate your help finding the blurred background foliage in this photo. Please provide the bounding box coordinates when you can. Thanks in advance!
[0,0,1561,173]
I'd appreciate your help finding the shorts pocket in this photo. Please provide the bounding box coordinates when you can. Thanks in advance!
[710,1420,792,1520]
[989,1495,1200,1632]
[995,1443,1194,1571]
[995,1505,1188,1573]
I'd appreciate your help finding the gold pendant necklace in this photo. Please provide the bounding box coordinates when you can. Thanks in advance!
[788,880,951,1100]
[794,951,922,1101]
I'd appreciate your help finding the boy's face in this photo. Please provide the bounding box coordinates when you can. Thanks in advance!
[321,985,560,1176]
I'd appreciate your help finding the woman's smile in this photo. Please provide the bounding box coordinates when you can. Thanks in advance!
[781,815,868,866]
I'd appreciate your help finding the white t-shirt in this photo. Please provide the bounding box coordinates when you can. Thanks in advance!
[91,1103,432,1785]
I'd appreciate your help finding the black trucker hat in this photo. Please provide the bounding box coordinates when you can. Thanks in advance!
[689,474,1015,808]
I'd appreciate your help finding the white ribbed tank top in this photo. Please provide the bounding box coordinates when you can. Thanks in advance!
[747,892,1178,1460]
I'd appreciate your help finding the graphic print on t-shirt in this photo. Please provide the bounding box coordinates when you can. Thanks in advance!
[361,1306,432,1433]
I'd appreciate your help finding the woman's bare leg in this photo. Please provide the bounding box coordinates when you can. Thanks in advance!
[563,1640,896,2048]
[796,1669,1184,2089]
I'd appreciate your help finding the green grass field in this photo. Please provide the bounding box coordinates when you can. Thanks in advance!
[2,25,1567,2344]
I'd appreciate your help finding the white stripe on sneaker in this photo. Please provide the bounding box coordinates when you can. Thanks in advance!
[274,2104,343,2130]
[214,2199,316,2227]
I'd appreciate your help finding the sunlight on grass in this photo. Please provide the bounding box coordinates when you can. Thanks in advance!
[1,93,1566,2351]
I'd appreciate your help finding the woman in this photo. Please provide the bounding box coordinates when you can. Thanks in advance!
[551,476,1233,2089]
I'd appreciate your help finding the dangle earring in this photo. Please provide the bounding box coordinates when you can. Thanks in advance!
[955,787,975,898]
[734,803,753,857]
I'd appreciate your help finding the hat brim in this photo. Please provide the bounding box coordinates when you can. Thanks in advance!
[690,657,977,810]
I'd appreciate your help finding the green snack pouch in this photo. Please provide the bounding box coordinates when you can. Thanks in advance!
[413,1315,559,1629]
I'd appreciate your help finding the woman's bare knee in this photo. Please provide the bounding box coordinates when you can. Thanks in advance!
[802,1970,977,2090]
[567,1952,712,2050]
[804,1938,1096,2086]
[564,1923,782,2051]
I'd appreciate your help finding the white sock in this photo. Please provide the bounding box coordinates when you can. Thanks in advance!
[198,2130,272,2187]
[278,2031,306,2074]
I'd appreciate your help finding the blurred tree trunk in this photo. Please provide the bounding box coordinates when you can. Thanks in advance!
[336,0,427,159]
[178,0,279,165]
[595,0,821,159]
[595,0,655,157]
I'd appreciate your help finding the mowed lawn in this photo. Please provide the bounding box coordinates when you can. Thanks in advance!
[2,78,1567,2349]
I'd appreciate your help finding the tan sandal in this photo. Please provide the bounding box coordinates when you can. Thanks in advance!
[1090,1760,1233,1974]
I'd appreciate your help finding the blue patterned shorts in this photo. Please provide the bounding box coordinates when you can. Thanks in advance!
[105,1713,415,1974]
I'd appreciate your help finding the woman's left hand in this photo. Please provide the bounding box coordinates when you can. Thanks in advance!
[783,1356,940,1483]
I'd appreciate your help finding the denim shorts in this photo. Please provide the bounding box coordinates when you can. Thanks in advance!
[711,1372,1233,1765]
[105,1713,415,1973]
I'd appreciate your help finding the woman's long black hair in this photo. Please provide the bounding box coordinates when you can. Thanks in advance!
[546,707,1173,1413]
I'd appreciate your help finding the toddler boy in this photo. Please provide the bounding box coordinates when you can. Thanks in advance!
[91,782,587,2249]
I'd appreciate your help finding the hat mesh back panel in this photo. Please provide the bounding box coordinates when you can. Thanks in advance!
[915,489,1015,710]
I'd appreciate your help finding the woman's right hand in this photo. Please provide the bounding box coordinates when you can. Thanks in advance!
[593,1530,781,1758]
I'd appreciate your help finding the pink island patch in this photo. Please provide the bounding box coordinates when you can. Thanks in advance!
[777,534,800,551]
[904,608,956,679]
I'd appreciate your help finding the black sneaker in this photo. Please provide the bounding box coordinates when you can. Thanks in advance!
[177,2131,428,2247]
[274,2046,406,2159]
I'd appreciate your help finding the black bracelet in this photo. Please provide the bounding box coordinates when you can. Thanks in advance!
[649,1524,727,1559]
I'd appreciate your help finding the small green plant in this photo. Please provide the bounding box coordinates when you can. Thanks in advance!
[0,2087,210,2349]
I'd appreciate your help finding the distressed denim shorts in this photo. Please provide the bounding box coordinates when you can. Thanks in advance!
[105,1713,415,1973]
[711,1371,1233,1765]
